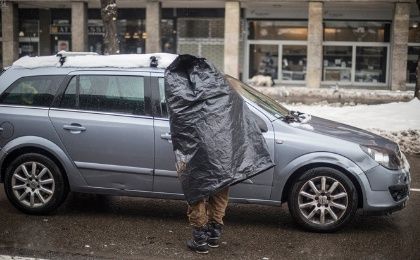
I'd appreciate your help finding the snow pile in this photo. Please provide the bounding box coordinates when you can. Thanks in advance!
[287,99,420,154]
[371,129,420,154]
[256,86,413,105]
[12,55,61,68]
[12,53,178,69]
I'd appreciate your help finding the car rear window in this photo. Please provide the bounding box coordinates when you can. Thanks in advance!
[60,75,146,115]
[0,75,63,107]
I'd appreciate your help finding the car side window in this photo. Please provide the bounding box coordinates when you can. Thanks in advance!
[0,76,63,107]
[158,77,169,118]
[60,75,146,115]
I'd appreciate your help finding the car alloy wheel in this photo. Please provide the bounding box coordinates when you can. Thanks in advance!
[297,176,348,225]
[5,153,68,215]
[11,161,55,208]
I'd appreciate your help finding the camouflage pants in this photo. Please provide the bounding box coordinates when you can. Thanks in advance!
[187,187,229,228]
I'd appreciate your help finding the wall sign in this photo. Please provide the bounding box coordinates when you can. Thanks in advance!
[50,25,105,35]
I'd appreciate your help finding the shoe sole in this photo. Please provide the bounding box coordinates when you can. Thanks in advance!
[208,244,219,248]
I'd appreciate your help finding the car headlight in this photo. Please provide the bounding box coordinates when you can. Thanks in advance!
[360,145,403,170]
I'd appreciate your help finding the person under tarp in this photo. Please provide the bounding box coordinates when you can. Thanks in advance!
[165,54,275,254]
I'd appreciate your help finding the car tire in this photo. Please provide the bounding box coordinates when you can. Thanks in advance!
[4,153,68,215]
[288,167,358,232]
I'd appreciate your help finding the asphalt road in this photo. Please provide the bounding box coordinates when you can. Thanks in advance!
[0,156,419,260]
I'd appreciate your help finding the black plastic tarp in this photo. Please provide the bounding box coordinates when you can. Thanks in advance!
[165,54,275,204]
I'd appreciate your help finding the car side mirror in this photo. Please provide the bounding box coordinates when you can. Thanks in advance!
[252,112,268,133]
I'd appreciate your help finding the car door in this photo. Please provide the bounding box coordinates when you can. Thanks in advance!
[151,76,275,200]
[49,71,154,191]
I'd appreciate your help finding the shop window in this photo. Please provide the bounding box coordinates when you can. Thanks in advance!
[282,45,306,81]
[323,46,352,82]
[248,21,307,41]
[178,19,224,38]
[0,42,2,68]
[407,46,420,84]
[409,23,420,43]
[177,18,225,70]
[88,20,105,54]
[117,19,146,54]
[407,22,420,86]
[50,19,71,53]
[324,21,390,42]
[19,20,39,38]
[355,47,387,83]
[249,44,278,80]
[19,20,39,57]
[161,19,176,53]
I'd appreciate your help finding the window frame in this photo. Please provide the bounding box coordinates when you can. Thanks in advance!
[321,41,390,87]
[51,71,153,117]
[0,75,65,108]
[150,75,168,119]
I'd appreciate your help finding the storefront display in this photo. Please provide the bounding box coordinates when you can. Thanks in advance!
[282,45,306,81]
[117,19,145,54]
[407,23,420,85]
[50,14,71,54]
[19,20,39,57]
[323,46,352,82]
[407,46,420,84]
[177,18,225,70]
[249,44,278,80]
[248,21,307,41]
[88,20,104,54]
[246,20,307,82]
[161,19,176,53]
[324,21,390,42]
[355,46,387,83]
[323,21,390,86]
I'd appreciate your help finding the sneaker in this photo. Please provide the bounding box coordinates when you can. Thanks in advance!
[207,222,222,248]
[187,227,209,254]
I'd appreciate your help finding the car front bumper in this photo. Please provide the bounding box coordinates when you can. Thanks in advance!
[360,154,411,215]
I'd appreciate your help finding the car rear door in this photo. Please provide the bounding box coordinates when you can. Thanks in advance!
[49,70,154,191]
[151,76,275,200]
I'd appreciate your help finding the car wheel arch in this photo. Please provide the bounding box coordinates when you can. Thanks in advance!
[280,162,364,209]
[0,145,70,191]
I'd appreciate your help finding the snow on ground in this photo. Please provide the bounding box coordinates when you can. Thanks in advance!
[287,99,420,154]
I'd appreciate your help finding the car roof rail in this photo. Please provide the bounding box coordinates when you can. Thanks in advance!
[56,51,99,66]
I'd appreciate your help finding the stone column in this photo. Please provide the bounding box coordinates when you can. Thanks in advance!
[306,1,323,88]
[1,2,19,66]
[390,2,410,91]
[146,0,161,53]
[71,1,88,52]
[224,1,240,77]
[39,9,52,55]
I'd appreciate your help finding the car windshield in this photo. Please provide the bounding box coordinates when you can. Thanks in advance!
[226,76,288,119]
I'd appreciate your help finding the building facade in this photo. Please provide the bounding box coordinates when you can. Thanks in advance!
[1,0,419,90]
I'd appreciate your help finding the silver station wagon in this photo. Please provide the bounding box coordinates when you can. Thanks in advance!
[0,53,411,232]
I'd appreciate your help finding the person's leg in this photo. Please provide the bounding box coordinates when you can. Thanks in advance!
[207,187,229,248]
[186,199,209,253]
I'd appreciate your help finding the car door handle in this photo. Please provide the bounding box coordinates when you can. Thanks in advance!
[160,133,172,140]
[63,124,86,132]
